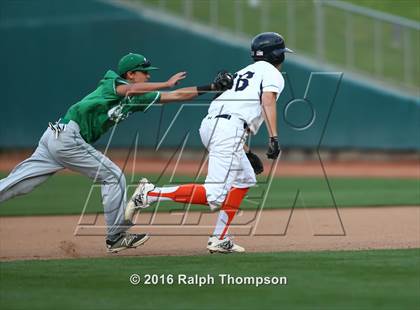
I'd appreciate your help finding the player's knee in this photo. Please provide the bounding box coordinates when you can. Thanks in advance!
[207,189,227,212]
[116,174,126,190]
[104,167,126,188]
[204,185,228,211]
[208,193,228,211]
[234,175,257,188]
[208,201,221,212]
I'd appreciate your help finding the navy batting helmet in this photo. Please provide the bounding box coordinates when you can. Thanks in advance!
[251,32,294,64]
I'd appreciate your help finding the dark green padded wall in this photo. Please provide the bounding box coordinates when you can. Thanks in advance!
[1,0,418,150]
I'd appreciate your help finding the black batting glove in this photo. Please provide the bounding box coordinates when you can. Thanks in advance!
[266,136,280,159]
[213,70,234,91]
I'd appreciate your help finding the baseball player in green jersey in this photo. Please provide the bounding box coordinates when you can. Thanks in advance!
[0,53,233,253]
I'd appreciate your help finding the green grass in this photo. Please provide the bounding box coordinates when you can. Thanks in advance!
[0,249,419,309]
[0,173,418,216]
[137,0,420,91]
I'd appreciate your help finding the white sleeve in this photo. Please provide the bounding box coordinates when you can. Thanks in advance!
[261,63,284,97]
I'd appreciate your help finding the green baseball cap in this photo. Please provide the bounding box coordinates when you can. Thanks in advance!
[117,53,159,75]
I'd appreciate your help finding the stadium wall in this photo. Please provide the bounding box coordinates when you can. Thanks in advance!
[1,0,418,150]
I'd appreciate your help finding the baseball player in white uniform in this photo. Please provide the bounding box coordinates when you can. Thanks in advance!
[125,32,293,253]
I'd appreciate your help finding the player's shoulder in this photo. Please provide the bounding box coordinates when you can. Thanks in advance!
[103,70,128,84]
[251,61,282,77]
[251,60,276,70]
[235,61,275,76]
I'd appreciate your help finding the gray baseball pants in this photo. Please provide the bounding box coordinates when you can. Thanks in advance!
[0,121,129,241]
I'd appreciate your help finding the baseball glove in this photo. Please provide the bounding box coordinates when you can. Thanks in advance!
[246,150,264,175]
[213,70,234,91]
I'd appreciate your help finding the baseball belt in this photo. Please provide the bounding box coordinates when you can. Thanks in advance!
[214,114,249,130]
[48,118,66,139]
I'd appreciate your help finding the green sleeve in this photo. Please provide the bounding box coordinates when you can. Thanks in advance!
[112,77,128,96]
[123,91,161,113]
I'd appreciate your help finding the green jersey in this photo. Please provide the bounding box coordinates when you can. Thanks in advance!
[62,70,160,143]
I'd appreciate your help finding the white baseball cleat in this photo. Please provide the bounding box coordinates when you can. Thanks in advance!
[207,235,245,254]
[125,178,155,221]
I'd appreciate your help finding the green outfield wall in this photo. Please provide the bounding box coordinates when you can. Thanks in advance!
[1,0,419,150]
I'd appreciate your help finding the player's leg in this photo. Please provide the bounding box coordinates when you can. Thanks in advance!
[211,187,248,238]
[133,117,245,210]
[148,184,208,204]
[207,150,256,253]
[203,116,247,209]
[211,150,257,239]
[203,144,243,209]
[47,122,134,244]
[206,187,248,254]
[124,179,209,221]
[125,159,234,219]
[0,128,64,203]
[126,117,231,215]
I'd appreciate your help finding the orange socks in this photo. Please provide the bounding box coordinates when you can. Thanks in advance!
[148,184,208,205]
[214,187,249,239]
[148,184,248,240]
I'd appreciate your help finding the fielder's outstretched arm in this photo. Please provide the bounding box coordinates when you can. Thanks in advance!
[117,72,187,96]
[159,71,234,103]
[159,85,217,103]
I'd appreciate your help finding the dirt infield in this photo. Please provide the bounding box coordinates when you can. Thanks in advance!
[1,154,418,260]
[1,207,418,261]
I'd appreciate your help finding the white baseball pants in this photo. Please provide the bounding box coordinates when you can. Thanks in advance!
[199,114,256,209]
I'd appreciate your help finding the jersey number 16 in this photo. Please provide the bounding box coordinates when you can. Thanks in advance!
[233,71,254,91]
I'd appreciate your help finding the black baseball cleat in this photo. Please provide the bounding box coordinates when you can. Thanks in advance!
[106,232,150,253]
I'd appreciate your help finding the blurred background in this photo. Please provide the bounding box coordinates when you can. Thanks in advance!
[0,0,419,158]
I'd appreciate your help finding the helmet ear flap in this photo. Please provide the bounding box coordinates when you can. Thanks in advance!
[270,49,285,64]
